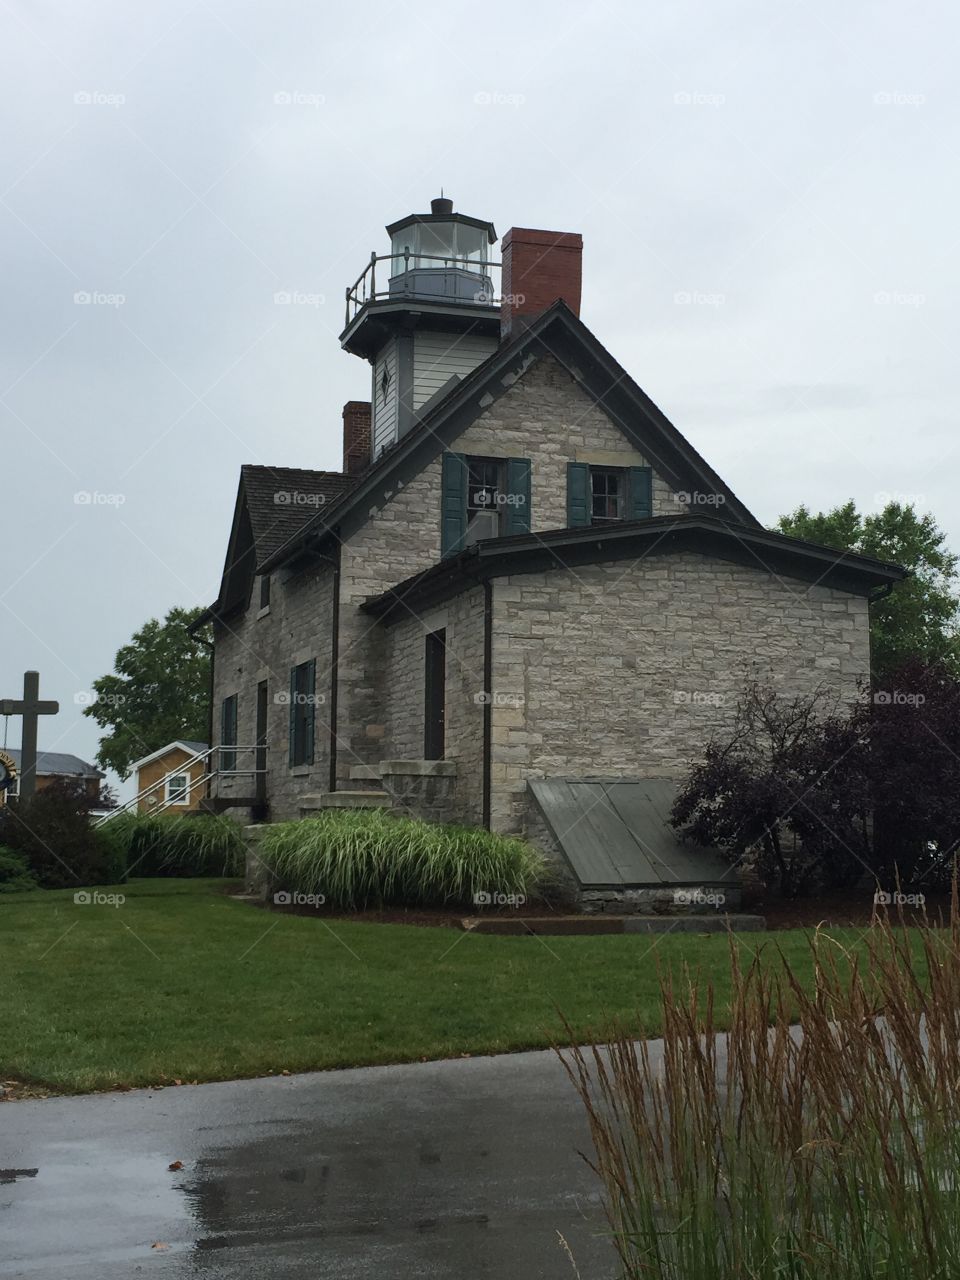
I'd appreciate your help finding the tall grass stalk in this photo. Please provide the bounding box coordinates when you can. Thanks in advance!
[564,889,960,1279]
[259,810,546,909]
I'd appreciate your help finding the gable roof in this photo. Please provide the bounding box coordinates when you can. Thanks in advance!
[361,513,907,623]
[260,301,760,572]
[200,466,357,624]
[128,741,209,772]
[241,465,355,568]
[3,749,103,779]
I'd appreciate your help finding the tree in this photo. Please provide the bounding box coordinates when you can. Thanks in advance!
[670,683,871,897]
[776,501,960,676]
[84,606,211,779]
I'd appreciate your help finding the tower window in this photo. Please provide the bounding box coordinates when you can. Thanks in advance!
[379,364,391,404]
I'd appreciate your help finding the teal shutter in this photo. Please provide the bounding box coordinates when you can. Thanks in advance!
[504,457,531,535]
[288,667,296,765]
[304,659,316,766]
[629,466,653,519]
[441,452,468,557]
[567,462,590,527]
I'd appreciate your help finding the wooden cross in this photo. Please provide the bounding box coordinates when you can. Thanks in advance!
[0,671,59,803]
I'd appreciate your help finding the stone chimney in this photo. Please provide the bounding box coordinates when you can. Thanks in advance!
[342,400,372,475]
[500,227,583,340]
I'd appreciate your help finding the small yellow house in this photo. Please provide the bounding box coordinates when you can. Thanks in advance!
[130,741,208,813]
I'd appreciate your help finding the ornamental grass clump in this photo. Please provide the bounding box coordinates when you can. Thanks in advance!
[258,810,546,909]
[564,891,960,1279]
[98,811,245,878]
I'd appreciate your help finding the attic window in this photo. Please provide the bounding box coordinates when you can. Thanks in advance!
[379,364,391,404]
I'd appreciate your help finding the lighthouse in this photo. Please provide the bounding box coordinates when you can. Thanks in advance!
[340,197,500,462]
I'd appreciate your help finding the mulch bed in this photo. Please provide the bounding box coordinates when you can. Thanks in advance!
[245,889,955,932]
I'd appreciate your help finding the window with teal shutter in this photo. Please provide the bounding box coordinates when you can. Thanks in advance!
[440,452,468,557]
[567,462,590,527]
[220,694,238,772]
[504,457,531,535]
[629,466,653,519]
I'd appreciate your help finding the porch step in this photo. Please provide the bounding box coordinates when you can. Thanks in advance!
[299,790,393,815]
[348,764,384,792]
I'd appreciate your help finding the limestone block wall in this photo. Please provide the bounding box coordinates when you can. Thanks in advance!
[334,353,684,783]
[211,562,336,821]
[487,552,872,835]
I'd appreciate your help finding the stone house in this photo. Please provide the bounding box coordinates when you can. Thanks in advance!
[196,198,904,906]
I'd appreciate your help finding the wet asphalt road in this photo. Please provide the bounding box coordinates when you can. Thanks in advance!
[0,1047,618,1279]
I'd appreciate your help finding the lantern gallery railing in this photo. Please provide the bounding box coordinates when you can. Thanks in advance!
[344,251,502,326]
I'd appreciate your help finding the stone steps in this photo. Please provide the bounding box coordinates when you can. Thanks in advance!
[299,790,393,816]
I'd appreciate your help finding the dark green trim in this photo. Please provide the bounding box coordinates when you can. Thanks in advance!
[629,466,652,519]
[440,451,468,557]
[504,457,531,536]
[567,462,590,527]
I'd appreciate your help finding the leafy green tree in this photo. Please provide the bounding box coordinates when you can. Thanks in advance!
[776,501,960,675]
[84,607,211,778]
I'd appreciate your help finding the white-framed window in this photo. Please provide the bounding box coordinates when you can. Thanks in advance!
[165,772,190,805]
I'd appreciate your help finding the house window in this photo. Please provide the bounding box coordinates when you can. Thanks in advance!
[220,693,238,773]
[591,469,625,524]
[424,630,446,760]
[165,772,190,805]
[289,660,316,767]
[466,456,504,544]
[259,575,271,610]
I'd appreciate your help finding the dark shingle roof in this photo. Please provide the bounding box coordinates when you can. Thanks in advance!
[4,749,103,778]
[241,466,356,569]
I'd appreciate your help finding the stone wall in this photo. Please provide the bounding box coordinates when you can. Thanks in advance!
[379,586,487,825]
[333,353,684,784]
[487,552,872,834]
[212,561,336,821]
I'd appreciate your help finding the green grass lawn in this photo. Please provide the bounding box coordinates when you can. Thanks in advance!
[0,878,897,1093]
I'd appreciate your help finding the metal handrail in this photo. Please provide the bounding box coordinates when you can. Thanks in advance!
[345,251,502,325]
[96,744,268,825]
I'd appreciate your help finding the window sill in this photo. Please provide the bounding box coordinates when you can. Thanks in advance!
[256,606,271,619]
[290,765,314,777]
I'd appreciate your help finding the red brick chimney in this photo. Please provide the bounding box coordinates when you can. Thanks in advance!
[500,227,583,340]
[342,400,371,475]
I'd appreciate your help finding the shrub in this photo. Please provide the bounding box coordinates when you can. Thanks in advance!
[564,899,960,1279]
[0,846,38,893]
[97,811,244,878]
[258,810,546,909]
[0,779,119,888]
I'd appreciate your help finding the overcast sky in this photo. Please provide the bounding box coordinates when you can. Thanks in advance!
[2,0,956,794]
